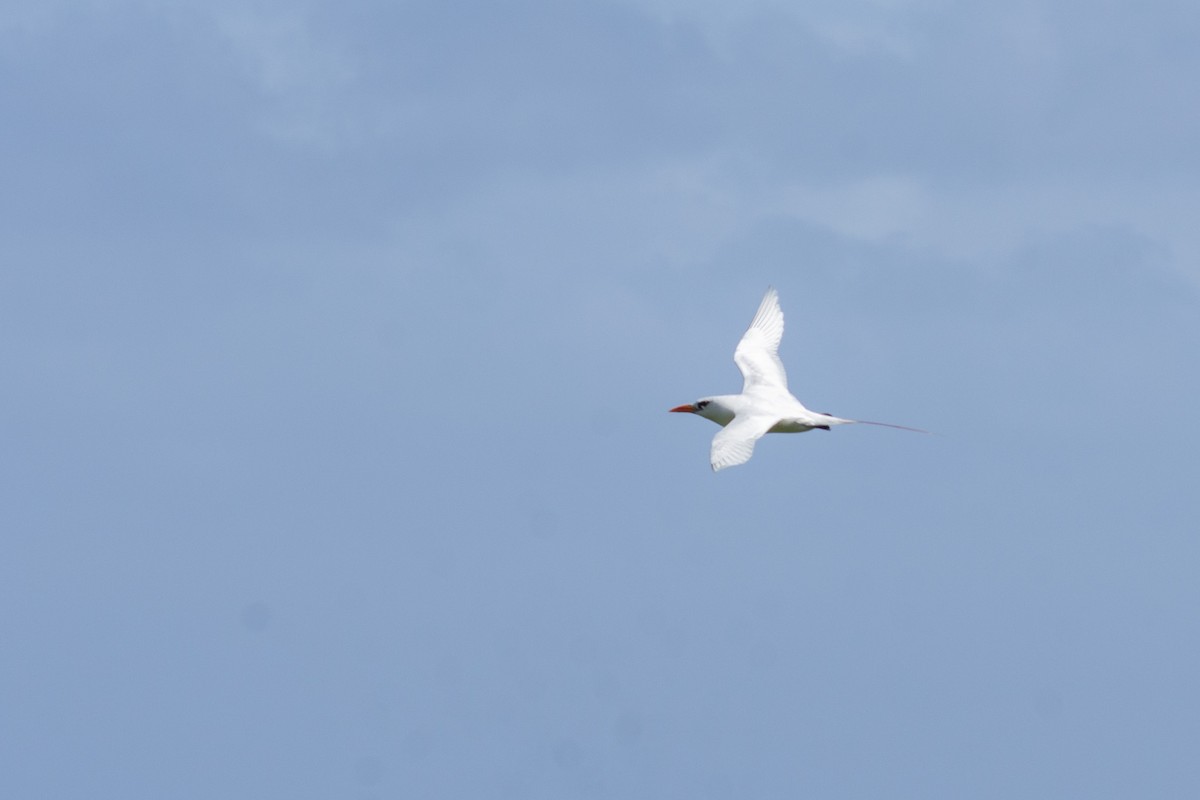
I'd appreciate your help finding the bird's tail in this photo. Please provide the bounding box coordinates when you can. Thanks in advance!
[851,419,931,434]
[814,413,929,434]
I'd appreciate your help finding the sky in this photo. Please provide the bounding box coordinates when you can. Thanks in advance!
[3,1,1199,797]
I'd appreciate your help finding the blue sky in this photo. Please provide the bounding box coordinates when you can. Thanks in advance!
[3,1,1199,797]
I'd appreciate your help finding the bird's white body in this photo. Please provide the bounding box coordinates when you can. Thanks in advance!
[671,287,921,471]
[690,394,848,433]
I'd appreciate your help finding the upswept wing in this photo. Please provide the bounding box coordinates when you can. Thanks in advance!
[710,414,778,472]
[733,287,788,394]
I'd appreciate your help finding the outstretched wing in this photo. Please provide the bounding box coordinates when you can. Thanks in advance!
[733,287,788,395]
[710,414,778,472]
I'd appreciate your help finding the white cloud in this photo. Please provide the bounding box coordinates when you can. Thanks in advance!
[774,175,930,243]
[212,7,358,148]
[215,9,351,95]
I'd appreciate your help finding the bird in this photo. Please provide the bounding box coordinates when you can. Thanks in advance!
[670,286,925,471]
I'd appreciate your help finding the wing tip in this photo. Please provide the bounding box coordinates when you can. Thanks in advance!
[751,287,783,327]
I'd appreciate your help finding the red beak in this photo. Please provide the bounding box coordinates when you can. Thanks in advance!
[669,404,696,413]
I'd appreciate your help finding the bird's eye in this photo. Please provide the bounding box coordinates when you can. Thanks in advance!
[697,400,709,410]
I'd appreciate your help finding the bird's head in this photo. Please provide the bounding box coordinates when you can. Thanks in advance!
[669,398,733,426]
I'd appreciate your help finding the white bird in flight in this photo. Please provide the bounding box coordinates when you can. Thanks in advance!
[670,286,925,471]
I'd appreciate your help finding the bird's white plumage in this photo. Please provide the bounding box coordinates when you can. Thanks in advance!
[671,286,922,471]
[733,286,789,396]
[709,413,777,471]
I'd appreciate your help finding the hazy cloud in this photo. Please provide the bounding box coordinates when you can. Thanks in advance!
[3,2,1199,798]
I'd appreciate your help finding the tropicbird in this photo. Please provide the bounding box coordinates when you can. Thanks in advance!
[670,286,924,471]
